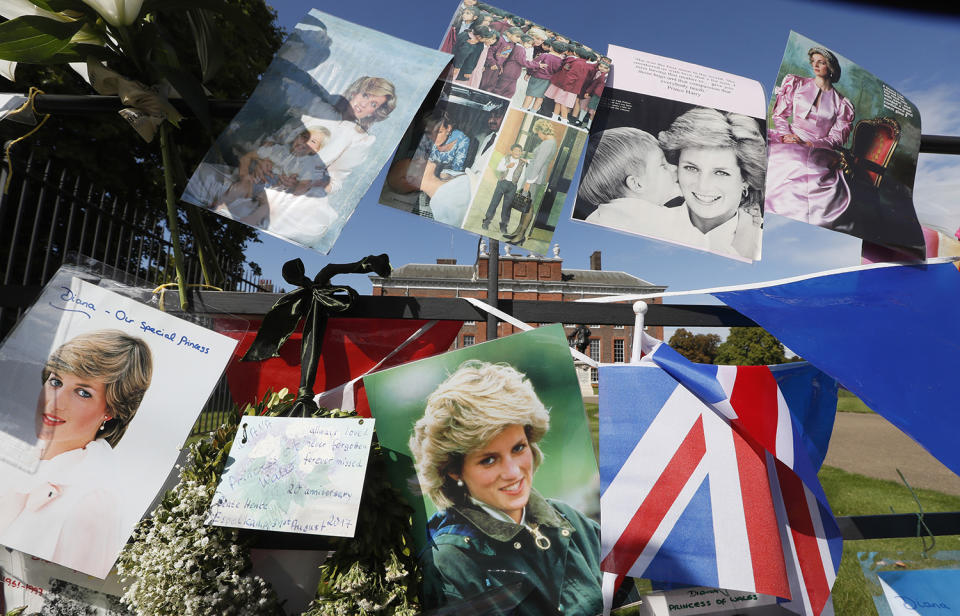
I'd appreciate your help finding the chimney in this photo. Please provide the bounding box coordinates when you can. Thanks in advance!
[589,250,602,271]
[436,258,457,265]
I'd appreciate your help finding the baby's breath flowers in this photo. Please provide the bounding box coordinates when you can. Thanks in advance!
[118,420,282,616]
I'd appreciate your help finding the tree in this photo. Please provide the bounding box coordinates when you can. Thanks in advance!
[0,1,285,284]
[714,327,787,366]
[668,328,721,364]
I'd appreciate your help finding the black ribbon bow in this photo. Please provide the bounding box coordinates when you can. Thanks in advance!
[242,255,391,417]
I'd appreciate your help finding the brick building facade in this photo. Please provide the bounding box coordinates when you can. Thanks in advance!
[370,247,665,376]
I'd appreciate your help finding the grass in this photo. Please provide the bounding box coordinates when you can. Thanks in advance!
[837,389,875,414]
[820,466,960,615]
[582,401,960,615]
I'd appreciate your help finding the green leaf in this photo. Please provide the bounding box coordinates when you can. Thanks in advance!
[27,0,94,15]
[151,61,211,131]
[41,41,114,63]
[186,8,223,83]
[0,15,85,64]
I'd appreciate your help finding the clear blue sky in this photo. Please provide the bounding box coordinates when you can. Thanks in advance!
[246,0,960,328]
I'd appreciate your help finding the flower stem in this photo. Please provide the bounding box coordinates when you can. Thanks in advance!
[160,122,189,310]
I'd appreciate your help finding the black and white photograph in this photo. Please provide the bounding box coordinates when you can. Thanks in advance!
[570,45,767,262]
[573,89,767,262]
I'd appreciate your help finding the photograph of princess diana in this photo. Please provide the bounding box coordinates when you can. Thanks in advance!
[181,9,449,254]
[573,88,766,262]
[364,325,602,615]
[766,32,924,256]
[0,272,236,578]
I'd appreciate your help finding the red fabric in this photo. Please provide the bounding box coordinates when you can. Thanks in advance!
[215,318,462,413]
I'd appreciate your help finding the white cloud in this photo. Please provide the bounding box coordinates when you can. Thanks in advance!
[914,155,960,236]
[903,83,960,136]
[898,83,960,236]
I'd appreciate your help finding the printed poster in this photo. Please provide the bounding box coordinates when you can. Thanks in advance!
[364,325,602,614]
[0,270,237,578]
[207,416,374,537]
[182,9,450,254]
[379,2,606,255]
[1,547,128,614]
[766,31,924,256]
[572,45,767,262]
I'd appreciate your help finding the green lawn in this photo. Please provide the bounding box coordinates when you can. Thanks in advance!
[837,388,875,414]
[821,466,960,615]
[582,401,960,615]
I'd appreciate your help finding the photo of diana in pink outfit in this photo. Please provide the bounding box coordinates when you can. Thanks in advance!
[765,46,855,228]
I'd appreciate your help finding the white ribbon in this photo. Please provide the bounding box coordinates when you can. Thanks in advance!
[87,61,183,143]
[461,297,598,367]
[313,320,443,412]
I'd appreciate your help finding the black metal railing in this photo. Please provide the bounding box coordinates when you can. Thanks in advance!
[0,149,267,336]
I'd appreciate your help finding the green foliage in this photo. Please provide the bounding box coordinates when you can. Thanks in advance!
[668,328,721,364]
[119,399,283,616]
[305,431,421,616]
[837,389,875,414]
[714,327,787,366]
[0,16,85,63]
[0,0,285,281]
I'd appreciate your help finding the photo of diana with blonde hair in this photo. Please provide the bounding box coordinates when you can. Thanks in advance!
[0,330,152,574]
[409,360,601,614]
[365,325,603,615]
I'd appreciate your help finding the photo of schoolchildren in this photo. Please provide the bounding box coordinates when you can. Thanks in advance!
[181,9,449,254]
[380,82,507,227]
[462,109,586,253]
[439,2,609,131]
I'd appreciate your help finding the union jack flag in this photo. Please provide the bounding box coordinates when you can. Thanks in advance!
[599,338,842,616]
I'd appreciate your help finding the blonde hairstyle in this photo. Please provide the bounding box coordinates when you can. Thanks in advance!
[532,118,555,137]
[42,330,153,447]
[578,127,662,205]
[342,76,398,130]
[658,107,766,211]
[305,125,331,143]
[409,360,550,509]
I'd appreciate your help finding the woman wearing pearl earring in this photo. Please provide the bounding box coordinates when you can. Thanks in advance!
[0,330,152,574]
[408,360,602,615]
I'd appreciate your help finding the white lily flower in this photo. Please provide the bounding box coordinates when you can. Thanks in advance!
[0,0,70,21]
[80,0,144,27]
[0,60,16,82]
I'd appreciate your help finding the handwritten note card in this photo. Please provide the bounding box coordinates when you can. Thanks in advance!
[879,569,960,615]
[207,416,375,537]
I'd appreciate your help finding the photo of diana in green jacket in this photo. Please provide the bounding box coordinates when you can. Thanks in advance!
[408,359,603,615]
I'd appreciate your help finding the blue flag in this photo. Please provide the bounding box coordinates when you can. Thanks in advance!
[713,261,960,477]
